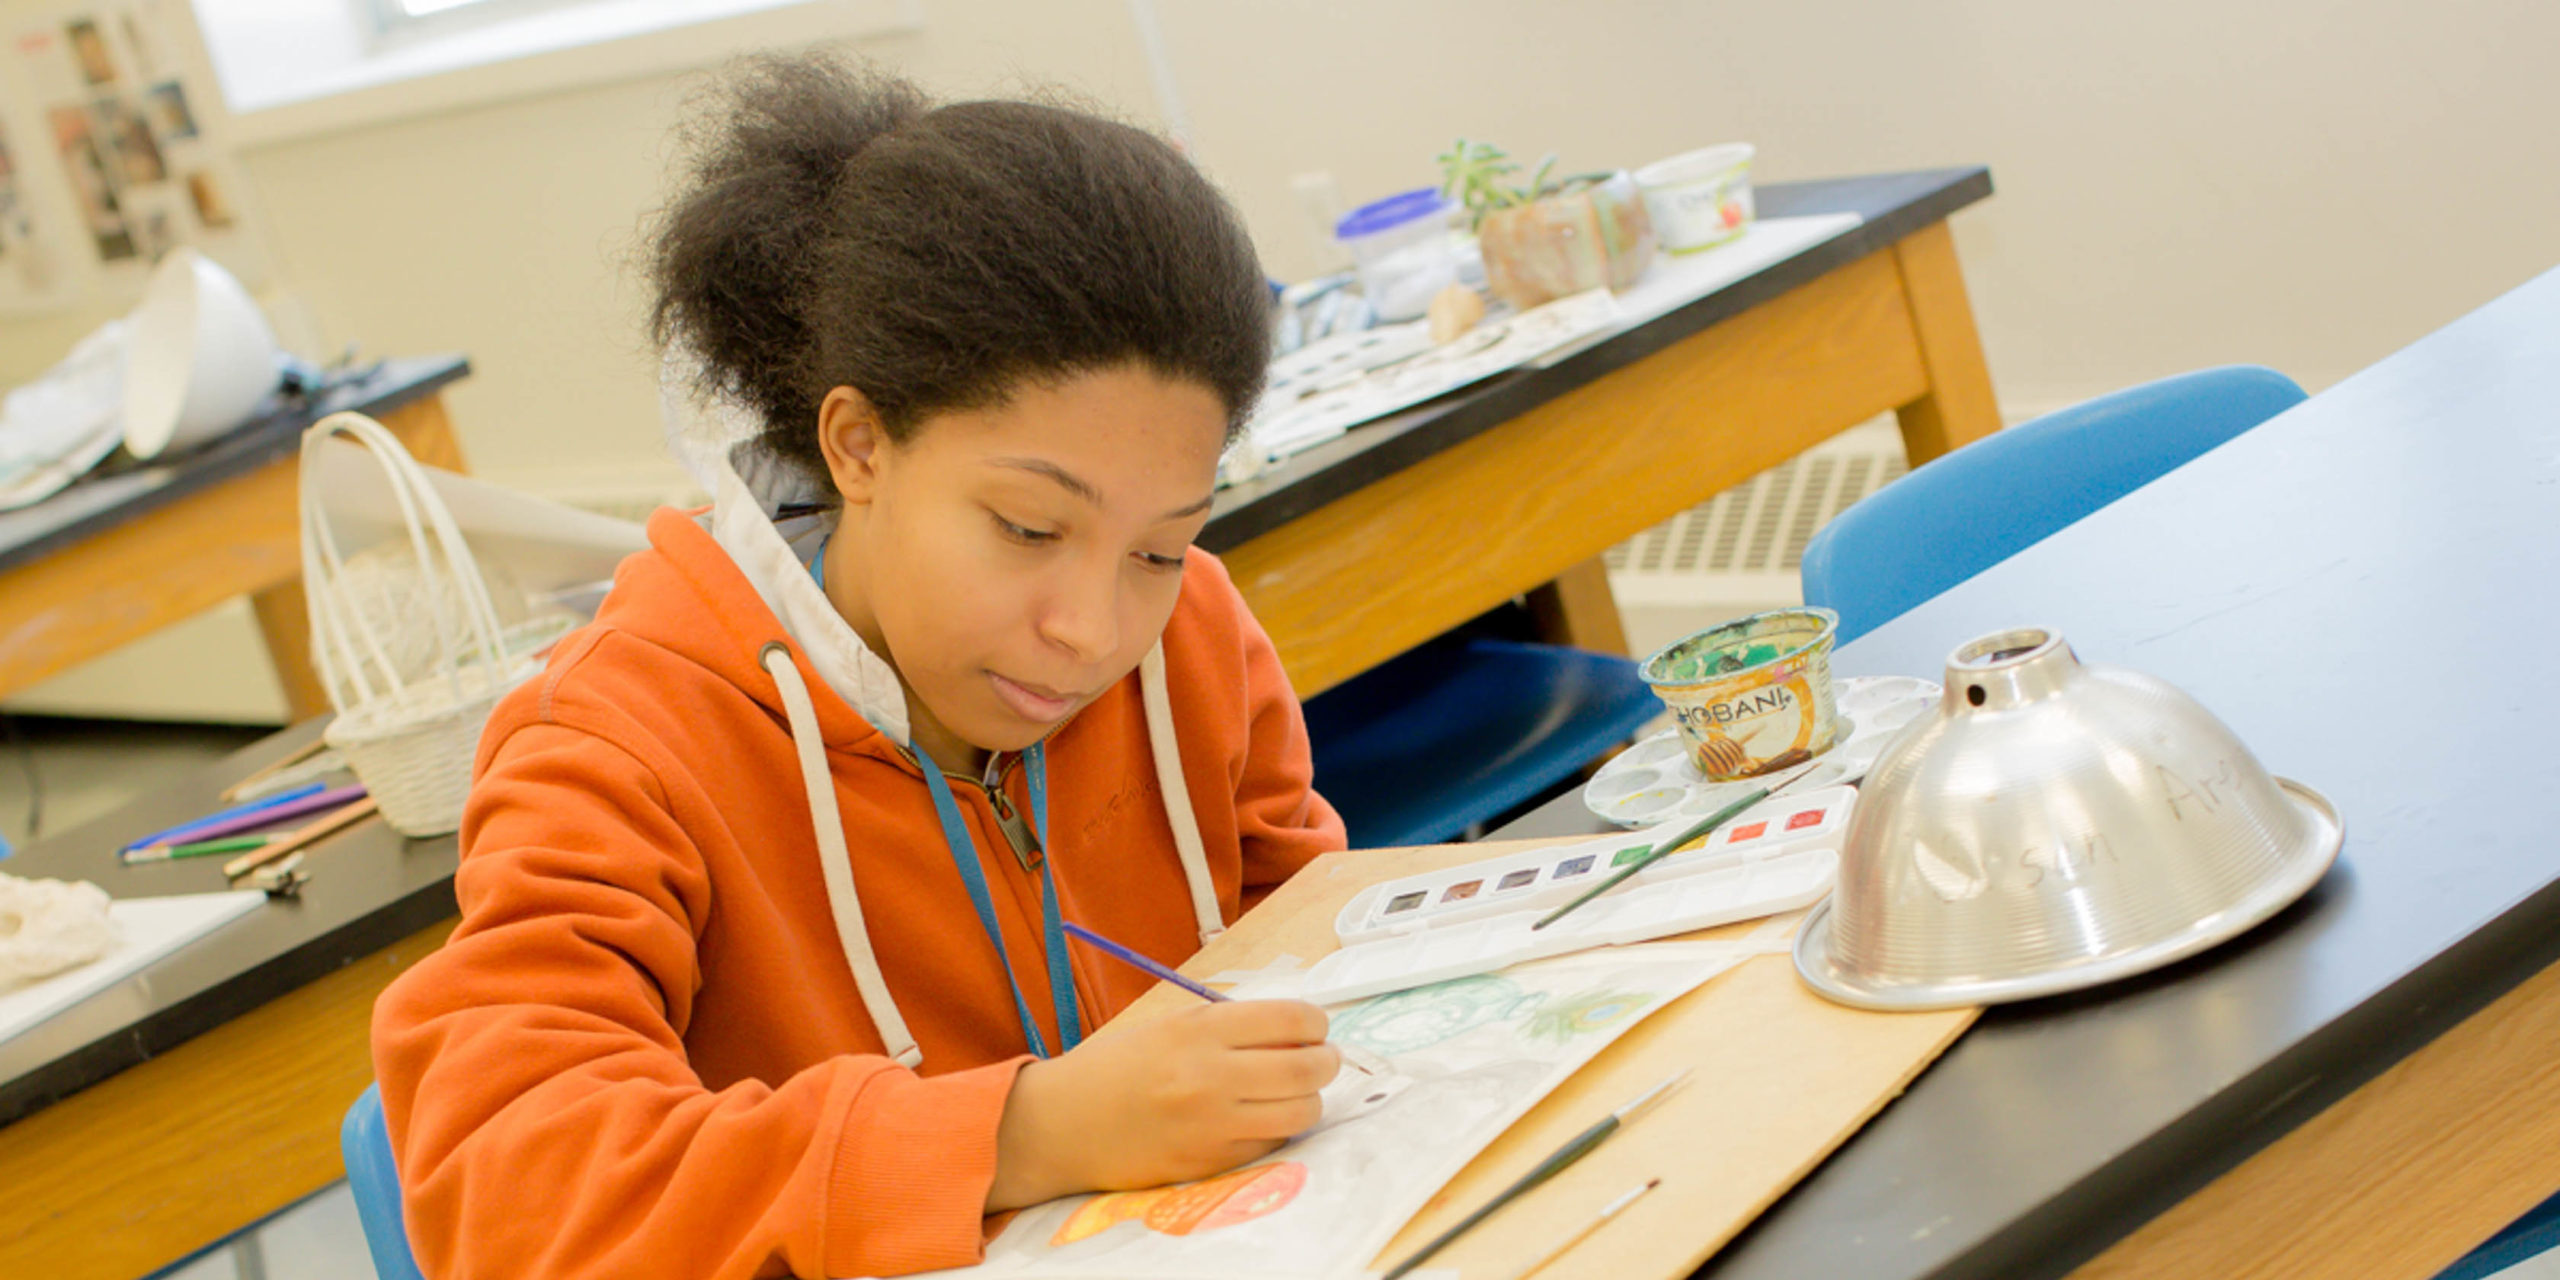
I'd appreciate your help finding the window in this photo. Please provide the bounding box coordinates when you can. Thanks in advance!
[192,0,918,145]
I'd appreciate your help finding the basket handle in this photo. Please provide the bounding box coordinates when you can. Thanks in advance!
[298,412,511,714]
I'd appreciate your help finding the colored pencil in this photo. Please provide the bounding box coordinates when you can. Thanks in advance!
[120,782,328,854]
[1531,762,1823,932]
[1379,1072,1688,1280]
[129,784,368,854]
[219,737,333,802]
[224,796,380,878]
[122,835,276,864]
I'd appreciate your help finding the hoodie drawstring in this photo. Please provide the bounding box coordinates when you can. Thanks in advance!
[1142,641,1225,946]
[760,642,924,1069]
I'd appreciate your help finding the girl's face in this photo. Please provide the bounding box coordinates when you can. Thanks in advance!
[818,364,1229,772]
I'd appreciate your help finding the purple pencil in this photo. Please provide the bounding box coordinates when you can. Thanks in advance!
[123,784,369,853]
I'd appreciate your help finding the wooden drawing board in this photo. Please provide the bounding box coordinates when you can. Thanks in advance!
[1109,839,1979,1279]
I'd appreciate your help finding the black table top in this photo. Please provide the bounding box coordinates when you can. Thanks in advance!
[0,171,1990,1130]
[0,355,470,576]
[1500,265,2560,1277]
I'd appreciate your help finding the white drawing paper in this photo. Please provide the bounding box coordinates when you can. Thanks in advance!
[891,943,1758,1280]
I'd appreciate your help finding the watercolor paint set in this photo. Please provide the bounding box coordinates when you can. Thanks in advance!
[1302,786,1857,1003]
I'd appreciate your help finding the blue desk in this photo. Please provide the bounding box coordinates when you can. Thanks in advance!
[1503,264,2560,1279]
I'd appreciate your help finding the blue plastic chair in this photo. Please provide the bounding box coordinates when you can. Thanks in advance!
[2439,1188,2560,1279]
[1800,366,2307,645]
[1304,635,1662,848]
[342,1083,429,1280]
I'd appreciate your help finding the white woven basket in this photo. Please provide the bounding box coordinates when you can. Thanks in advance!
[300,412,540,837]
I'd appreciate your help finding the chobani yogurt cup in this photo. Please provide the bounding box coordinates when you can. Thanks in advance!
[1640,607,1840,780]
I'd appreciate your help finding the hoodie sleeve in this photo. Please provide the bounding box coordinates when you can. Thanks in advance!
[371,720,1024,1280]
[1200,561,1346,908]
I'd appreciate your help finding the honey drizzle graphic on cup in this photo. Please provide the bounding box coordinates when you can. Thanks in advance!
[1642,609,1841,781]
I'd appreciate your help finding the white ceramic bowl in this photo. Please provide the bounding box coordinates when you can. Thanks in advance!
[1634,143,1756,254]
[123,247,282,459]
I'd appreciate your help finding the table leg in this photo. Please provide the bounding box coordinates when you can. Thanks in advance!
[1889,221,2002,464]
[0,390,468,712]
[249,580,332,723]
[1524,557,1632,657]
[2066,950,2560,1280]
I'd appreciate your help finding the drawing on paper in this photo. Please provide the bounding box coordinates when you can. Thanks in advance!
[914,945,1755,1279]
[1050,1162,1306,1246]
[1523,986,1656,1044]
[1329,973,1524,1055]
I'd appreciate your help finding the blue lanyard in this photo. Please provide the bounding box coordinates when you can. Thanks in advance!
[808,541,1083,1058]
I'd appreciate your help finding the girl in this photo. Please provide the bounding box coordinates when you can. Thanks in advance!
[371,54,1347,1279]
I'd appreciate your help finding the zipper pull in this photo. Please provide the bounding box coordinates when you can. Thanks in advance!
[989,786,1042,871]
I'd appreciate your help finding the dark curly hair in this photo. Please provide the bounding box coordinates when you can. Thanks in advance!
[648,54,1270,486]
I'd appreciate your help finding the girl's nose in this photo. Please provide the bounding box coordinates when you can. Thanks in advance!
[1037,556,1121,661]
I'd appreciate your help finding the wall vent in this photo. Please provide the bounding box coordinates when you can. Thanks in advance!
[1605,418,1907,612]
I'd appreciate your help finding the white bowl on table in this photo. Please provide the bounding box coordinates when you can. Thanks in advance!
[122,247,284,460]
[1635,143,1757,254]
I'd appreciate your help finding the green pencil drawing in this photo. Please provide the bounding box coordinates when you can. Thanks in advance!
[1522,986,1656,1044]
[1331,974,1528,1055]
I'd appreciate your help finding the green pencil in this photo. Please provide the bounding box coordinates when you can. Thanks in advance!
[124,835,276,864]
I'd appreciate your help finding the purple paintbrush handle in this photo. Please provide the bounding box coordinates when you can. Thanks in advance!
[141,784,369,846]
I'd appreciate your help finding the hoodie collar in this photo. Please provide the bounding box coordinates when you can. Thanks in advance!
[704,440,912,746]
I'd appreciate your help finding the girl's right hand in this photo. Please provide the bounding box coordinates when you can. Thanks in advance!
[987,999,1340,1211]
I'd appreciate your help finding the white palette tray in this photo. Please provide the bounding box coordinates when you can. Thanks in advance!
[1583,675,1942,827]
[1303,786,1857,1004]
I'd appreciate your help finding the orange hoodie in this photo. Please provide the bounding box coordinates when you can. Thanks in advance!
[370,507,1344,1280]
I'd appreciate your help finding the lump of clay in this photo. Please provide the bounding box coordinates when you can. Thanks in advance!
[0,874,118,984]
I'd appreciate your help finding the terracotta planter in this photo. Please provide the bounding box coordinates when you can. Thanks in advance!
[1476,171,1657,309]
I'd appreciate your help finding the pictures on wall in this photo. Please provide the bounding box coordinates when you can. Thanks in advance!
[1,0,262,312]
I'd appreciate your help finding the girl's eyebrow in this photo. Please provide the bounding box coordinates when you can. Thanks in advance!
[991,457,1215,521]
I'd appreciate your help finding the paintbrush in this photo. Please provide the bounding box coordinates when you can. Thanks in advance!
[1505,1178,1660,1280]
[1379,1072,1688,1280]
[1532,761,1823,932]
[1061,921,1386,1077]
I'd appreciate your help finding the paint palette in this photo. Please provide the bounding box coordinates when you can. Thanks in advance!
[1304,786,1858,1004]
[1583,675,1942,827]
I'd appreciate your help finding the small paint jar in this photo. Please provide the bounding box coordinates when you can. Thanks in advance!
[1641,607,1841,781]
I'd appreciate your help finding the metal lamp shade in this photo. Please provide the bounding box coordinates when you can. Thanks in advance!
[1794,628,2342,1010]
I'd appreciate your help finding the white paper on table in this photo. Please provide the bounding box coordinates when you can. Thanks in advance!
[1227,212,1866,477]
[307,439,651,597]
[0,891,267,1049]
[892,943,1759,1280]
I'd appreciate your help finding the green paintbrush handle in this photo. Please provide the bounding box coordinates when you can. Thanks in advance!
[1530,786,1773,931]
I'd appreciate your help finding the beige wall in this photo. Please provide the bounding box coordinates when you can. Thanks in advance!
[7,0,2559,488]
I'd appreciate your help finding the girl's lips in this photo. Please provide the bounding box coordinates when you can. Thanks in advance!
[990,671,1079,722]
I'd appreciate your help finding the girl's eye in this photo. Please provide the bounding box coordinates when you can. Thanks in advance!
[994,514,1059,545]
[1135,551,1185,573]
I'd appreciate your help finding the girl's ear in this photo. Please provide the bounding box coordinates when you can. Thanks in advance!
[816,386,891,506]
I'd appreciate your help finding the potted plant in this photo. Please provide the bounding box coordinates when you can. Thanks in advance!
[1438,139,1657,310]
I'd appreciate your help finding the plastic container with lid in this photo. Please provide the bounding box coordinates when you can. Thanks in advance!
[1333,188,1461,322]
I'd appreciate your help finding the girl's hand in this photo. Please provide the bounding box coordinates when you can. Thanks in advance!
[987,1000,1341,1210]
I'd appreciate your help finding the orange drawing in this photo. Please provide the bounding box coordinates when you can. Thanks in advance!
[1052,1161,1307,1247]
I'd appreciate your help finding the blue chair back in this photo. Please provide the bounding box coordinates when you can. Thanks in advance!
[1306,636,1661,848]
[343,1083,429,1280]
[1801,365,2306,645]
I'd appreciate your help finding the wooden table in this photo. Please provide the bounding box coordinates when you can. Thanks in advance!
[1202,168,2000,693]
[0,358,471,722]
[1495,265,2560,1280]
[0,172,2001,1278]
